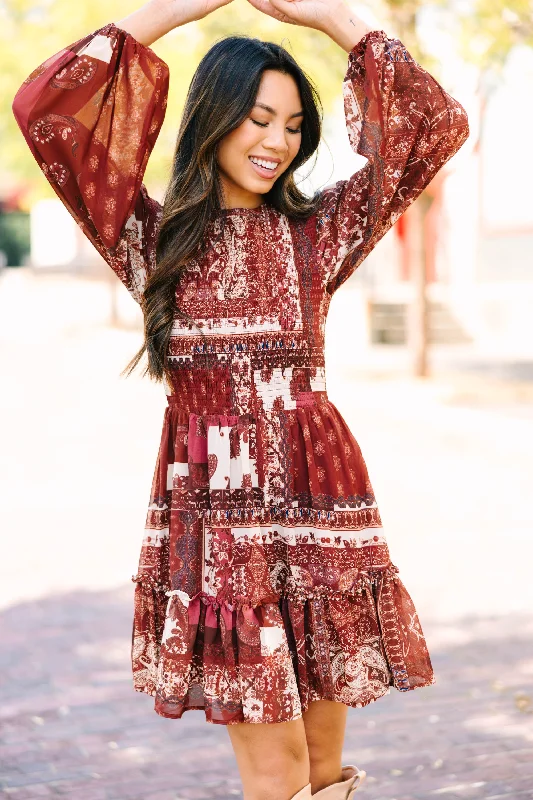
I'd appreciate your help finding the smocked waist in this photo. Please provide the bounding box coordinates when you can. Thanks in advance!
[165,389,329,415]
[164,362,328,416]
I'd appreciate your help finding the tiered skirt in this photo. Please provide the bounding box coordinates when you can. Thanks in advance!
[131,395,435,724]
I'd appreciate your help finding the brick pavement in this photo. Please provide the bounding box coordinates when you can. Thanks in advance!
[1,586,532,800]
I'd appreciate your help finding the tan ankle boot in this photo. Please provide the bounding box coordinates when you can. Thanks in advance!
[311,765,366,798]
[291,782,312,799]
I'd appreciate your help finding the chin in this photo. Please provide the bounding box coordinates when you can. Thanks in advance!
[244,181,274,195]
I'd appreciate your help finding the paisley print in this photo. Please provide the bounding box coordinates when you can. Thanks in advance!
[29,113,77,145]
[41,161,70,188]
[50,56,97,89]
[13,22,469,725]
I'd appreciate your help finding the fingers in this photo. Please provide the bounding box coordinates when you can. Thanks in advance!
[266,0,301,17]
[245,0,309,27]
[245,0,287,21]
[207,0,237,12]
[246,0,278,15]
[245,0,271,12]
[270,0,298,9]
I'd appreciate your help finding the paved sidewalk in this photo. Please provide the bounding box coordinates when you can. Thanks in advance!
[1,269,532,799]
[1,591,532,799]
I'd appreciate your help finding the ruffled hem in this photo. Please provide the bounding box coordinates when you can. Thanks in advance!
[130,566,435,725]
[131,566,392,608]
[141,677,393,725]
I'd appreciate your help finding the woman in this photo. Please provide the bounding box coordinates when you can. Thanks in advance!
[12,0,469,797]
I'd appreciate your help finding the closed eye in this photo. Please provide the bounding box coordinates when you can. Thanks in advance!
[251,119,301,134]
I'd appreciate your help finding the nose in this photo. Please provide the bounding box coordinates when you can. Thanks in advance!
[262,123,289,157]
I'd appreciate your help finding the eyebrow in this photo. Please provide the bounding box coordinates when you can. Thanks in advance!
[253,102,304,119]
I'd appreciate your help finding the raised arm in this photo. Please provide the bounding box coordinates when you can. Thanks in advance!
[315,9,470,292]
[243,0,470,293]
[11,0,232,303]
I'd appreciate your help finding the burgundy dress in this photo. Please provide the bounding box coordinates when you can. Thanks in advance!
[13,22,469,725]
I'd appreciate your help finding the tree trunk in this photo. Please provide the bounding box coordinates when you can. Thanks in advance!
[405,193,433,377]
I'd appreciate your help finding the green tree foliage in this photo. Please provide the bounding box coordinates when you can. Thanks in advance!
[456,0,533,70]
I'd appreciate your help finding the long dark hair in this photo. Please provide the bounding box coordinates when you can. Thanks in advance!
[123,34,323,384]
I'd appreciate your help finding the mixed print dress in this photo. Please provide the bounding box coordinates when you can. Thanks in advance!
[13,22,469,724]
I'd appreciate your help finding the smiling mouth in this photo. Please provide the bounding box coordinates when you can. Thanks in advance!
[248,156,281,179]
[249,156,279,170]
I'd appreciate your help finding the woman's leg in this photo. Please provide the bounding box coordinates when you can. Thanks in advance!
[302,700,349,794]
[226,716,310,800]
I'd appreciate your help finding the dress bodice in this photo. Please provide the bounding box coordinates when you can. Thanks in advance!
[167,205,330,415]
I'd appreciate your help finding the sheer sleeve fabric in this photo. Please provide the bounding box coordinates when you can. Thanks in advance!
[12,22,169,304]
[316,30,469,294]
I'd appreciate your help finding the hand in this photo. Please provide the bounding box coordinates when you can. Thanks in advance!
[245,0,373,51]
[245,0,344,32]
[162,0,235,27]
[116,0,236,46]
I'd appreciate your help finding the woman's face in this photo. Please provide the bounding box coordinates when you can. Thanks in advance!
[216,69,303,209]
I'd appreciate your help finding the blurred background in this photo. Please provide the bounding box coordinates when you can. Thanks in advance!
[1,1,532,798]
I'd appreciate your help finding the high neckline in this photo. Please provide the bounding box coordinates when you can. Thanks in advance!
[217,203,268,215]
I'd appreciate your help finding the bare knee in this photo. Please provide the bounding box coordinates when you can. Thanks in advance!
[303,700,347,758]
[253,749,309,800]
[303,700,347,791]
[227,719,310,800]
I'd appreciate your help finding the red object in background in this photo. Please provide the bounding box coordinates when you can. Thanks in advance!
[396,215,410,281]
[396,169,446,284]
[1,187,28,212]
[425,188,443,283]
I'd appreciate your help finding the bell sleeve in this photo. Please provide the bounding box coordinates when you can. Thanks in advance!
[12,22,169,304]
[316,30,470,294]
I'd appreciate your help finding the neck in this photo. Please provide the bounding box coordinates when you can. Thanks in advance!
[219,174,264,210]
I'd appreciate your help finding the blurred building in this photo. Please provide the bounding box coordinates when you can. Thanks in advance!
[319,41,533,355]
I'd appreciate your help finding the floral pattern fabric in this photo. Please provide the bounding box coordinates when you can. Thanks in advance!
[13,23,469,725]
